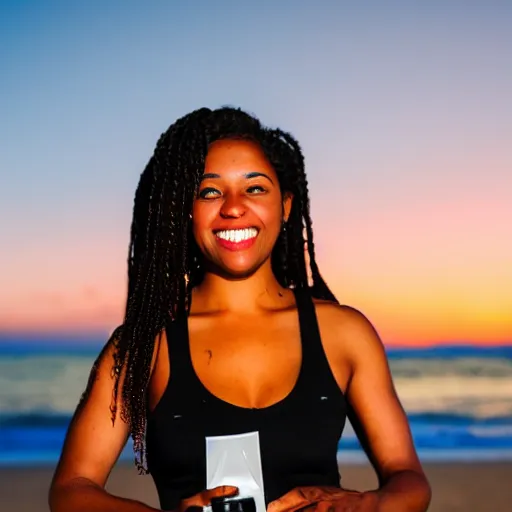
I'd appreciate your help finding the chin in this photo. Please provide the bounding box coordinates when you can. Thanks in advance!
[213,258,266,280]
[217,266,260,280]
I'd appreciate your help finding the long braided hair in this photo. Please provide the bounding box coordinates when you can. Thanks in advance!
[109,106,338,472]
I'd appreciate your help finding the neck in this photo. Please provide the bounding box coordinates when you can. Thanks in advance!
[192,263,289,314]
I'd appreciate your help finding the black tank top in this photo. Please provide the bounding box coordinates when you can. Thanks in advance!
[146,289,347,511]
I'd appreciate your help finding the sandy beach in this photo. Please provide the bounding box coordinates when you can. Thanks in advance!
[1,460,511,511]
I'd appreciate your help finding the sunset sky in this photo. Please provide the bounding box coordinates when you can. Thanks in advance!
[1,1,511,345]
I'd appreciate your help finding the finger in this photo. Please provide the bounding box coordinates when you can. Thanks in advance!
[207,485,238,498]
[181,487,239,510]
[268,490,310,512]
[268,498,310,512]
[207,485,239,499]
[268,487,345,512]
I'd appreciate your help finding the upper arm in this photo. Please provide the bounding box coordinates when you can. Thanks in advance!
[50,329,131,489]
[334,307,423,482]
[51,326,162,490]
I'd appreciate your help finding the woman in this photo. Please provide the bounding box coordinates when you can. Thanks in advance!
[49,107,431,512]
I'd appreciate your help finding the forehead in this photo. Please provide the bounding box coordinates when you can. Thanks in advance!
[204,139,276,176]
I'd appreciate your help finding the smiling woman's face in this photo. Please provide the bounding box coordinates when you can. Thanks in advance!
[192,138,292,279]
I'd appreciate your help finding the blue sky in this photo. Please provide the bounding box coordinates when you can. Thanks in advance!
[1,1,511,343]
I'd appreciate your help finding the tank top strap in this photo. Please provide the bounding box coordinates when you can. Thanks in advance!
[164,313,202,394]
[293,287,335,385]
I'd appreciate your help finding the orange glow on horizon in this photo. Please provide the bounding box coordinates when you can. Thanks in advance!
[0,283,510,346]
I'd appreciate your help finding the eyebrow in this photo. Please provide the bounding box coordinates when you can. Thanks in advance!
[202,171,274,184]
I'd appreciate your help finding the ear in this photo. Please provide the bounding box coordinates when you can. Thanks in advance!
[282,192,293,222]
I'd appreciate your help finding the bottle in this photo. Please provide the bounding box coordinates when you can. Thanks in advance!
[210,496,256,512]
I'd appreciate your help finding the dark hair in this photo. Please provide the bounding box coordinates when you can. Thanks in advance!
[109,106,337,472]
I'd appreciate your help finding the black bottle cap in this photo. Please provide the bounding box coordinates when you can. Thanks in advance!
[210,496,256,512]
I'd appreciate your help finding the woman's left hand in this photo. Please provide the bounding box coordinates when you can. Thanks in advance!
[267,486,379,512]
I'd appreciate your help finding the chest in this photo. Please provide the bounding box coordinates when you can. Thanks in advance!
[187,311,302,408]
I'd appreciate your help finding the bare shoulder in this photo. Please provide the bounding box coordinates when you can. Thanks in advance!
[313,298,372,327]
[91,325,163,381]
[312,299,386,365]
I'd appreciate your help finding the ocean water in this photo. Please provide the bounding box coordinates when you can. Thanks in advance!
[1,342,512,466]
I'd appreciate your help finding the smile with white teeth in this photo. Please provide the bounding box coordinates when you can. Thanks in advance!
[215,228,258,243]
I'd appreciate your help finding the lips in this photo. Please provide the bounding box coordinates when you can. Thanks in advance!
[214,227,259,251]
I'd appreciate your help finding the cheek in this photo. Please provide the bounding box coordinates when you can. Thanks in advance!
[191,204,215,242]
[257,201,283,229]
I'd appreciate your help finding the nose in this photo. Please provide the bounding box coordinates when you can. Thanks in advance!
[220,193,246,219]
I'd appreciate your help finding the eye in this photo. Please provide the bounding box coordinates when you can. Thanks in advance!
[198,187,220,199]
[246,185,267,195]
